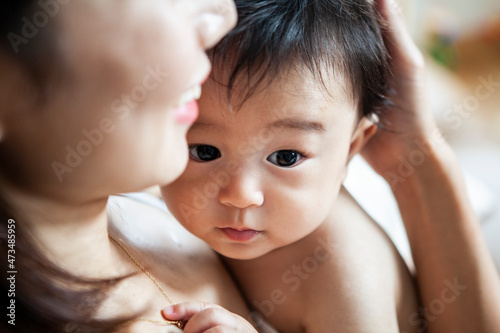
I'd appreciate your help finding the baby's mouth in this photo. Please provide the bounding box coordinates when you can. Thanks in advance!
[219,228,260,242]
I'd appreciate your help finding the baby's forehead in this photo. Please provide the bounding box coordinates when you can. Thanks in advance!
[200,67,359,133]
[243,71,356,121]
[276,66,354,105]
[210,62,355,110]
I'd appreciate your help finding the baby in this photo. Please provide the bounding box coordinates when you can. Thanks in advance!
[162,0,421,331]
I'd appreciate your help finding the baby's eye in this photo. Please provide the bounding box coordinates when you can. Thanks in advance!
[267,150,304,168]
[189,145,221,162]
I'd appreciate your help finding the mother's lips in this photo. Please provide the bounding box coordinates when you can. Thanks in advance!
[220,228,259,242]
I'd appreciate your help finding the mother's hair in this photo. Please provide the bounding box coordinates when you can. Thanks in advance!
[1,2,64,97]
[0,198,130,332]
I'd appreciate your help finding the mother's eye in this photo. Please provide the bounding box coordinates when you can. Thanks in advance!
[267,150,304,168]
[189,145,221,162]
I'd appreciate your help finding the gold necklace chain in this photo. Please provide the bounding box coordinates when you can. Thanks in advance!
[109,235,187,330]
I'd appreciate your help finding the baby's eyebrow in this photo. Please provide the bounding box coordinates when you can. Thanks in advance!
[190,118,326,133]
[267,118,326,133]
[189,121,224,132]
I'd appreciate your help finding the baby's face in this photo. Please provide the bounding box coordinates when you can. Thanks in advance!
[162,68,370,259]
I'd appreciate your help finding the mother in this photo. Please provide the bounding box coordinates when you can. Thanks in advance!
[0,1,258,332]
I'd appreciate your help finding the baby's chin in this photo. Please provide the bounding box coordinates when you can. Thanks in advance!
[211,242,278,261]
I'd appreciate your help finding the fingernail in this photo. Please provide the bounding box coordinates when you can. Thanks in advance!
[163,306,174,315]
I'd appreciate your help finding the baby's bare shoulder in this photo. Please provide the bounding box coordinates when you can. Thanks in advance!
[297,187,420,331]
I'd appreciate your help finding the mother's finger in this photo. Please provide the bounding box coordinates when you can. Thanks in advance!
[374,0,424,67]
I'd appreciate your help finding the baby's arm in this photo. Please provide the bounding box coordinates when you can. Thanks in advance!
[363,1,500,332]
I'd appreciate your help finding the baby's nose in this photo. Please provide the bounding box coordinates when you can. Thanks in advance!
[218,171,264,209]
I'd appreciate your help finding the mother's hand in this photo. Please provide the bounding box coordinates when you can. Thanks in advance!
[362,0,442,178]
[163,302,258,333]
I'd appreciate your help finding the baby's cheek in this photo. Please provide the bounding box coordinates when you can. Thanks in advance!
[168,177,215,227]
[301,189,334,221]
[161,184,187,212]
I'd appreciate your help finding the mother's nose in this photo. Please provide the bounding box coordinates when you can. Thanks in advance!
[218,171,264,209]
[194,0,238,50]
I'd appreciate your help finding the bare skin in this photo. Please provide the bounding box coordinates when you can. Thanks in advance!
[161,0,422,330]
[106,196,252,332]
[223,187,419,333]
[163,0,500,332]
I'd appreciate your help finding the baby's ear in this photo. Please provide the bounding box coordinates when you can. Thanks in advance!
[347,116,378,163]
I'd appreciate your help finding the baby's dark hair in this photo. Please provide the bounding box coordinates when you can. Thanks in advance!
[211,0,392,120]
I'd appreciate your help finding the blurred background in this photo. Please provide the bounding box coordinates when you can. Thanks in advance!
[347,0,500,273]
[405,0,500,272]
